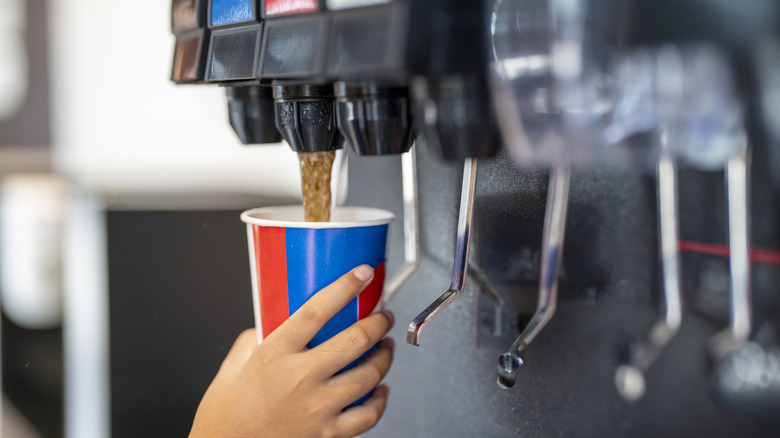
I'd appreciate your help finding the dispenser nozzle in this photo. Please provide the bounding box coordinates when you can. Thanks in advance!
[226,85,282,145]
[411,75,500,161]
[272,83,343,153]
[334,82,414,156]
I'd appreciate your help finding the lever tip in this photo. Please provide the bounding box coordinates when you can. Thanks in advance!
[497,352,523,389]
[615,364,646,402]
[407,323,422,346]
[708,330,748,360]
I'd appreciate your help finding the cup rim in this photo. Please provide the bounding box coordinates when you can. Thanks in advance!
[241,205,395,229]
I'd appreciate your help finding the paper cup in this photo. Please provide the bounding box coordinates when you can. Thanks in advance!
[241,206,394,350]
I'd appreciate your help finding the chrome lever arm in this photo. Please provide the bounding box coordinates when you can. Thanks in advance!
[407,158,478,346]
[497,165,570,388]
[709,140,752,359]
[615,152,683,401]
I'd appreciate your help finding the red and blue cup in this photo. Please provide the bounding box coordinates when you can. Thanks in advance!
[241,206,394,399]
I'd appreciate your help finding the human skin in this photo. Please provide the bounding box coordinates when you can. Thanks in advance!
[190,264,395,438]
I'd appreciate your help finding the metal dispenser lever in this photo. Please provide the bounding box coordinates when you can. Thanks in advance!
[615,150,683,402]
[710,141,752,359]
[383,146,421,305]
[608,46,747,400]
[407,158,478,346]
[497,165,570,388]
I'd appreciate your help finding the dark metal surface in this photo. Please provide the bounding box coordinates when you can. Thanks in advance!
[347,143,780,436]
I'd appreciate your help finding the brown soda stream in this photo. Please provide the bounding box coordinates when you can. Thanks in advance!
[298,151,336,222]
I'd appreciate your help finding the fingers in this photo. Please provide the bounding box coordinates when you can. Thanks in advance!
[313,310,395,377]
[326,338,394,408]
[216,328,258,378]
[327,385,390,438]
[268,265,375,352]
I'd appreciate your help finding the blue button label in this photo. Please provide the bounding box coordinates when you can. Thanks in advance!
[211,0,253,26]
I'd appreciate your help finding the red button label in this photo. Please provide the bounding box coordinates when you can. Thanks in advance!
[265,0,318,15]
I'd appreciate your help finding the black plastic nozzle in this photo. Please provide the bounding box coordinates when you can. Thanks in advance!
[226,85,281,144]
[334,82,414,156]
[272,84,343,153]
[411,75,500,162]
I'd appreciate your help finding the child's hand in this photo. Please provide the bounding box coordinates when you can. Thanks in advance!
[190,265,395,438]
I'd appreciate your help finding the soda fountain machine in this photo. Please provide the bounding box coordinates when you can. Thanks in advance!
[171,0,780,435]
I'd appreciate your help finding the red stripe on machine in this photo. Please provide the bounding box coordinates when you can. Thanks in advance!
[254,225,289,338]
[679,240,780,266]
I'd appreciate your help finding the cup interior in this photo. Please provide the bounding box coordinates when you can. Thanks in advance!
[241,206,394,229]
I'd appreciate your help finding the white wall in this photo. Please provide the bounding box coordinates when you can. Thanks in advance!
[48,0,304,204]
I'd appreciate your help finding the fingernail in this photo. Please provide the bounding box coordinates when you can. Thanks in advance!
[384,310,395,327]
[354,265,374,282]
[385,337,395,350]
